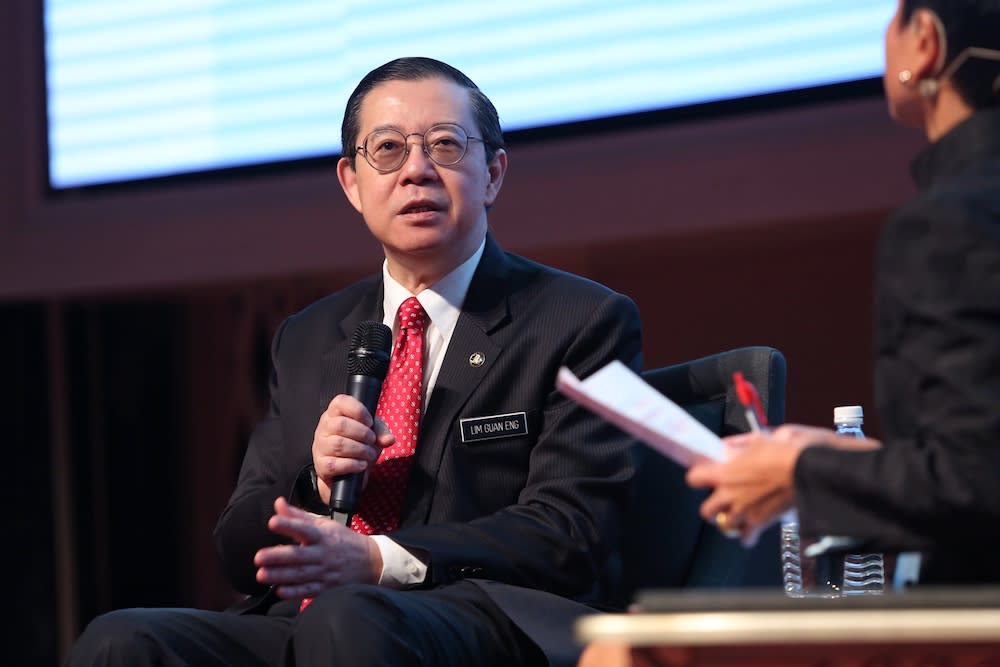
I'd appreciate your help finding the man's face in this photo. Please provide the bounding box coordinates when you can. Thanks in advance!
[337,77,506,280]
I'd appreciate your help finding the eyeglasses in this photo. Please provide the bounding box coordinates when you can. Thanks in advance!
[355,123,485,173]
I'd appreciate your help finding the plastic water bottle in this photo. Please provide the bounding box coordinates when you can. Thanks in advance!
[835,405,885,595]
[780,508,803,595]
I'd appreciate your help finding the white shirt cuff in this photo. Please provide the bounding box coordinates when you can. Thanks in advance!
[370,535,428,589]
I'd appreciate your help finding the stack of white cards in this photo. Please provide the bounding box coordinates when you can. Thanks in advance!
[556,361,725,467]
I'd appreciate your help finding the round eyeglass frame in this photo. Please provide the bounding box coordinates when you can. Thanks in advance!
[355,123,486,173]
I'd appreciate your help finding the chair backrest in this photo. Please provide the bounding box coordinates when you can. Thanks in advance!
[615,346,787,604]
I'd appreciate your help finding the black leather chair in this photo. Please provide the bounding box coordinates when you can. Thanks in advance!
[615,346,787,605]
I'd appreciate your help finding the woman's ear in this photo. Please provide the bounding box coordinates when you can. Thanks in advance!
[908,8,947,83]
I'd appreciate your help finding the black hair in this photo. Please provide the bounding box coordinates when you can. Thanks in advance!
[900,0,1000,108]
[341,57,505,168]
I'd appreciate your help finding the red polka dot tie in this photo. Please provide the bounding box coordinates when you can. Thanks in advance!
[300,298,427,612]
[351,296,427,536]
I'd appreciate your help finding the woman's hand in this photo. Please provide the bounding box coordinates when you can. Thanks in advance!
[686,425,880,544]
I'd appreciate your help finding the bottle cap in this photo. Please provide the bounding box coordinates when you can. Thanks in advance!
[833,405,864,425]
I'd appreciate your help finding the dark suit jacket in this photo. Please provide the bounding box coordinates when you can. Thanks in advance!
[795,108,1000,583]
[214,235,643,662]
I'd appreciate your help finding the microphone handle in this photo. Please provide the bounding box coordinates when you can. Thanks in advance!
[329,374,383,518]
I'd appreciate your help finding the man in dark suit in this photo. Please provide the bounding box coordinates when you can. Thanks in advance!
[67,57,641,666]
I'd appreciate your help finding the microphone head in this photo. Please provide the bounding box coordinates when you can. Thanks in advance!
[348,321,392,378]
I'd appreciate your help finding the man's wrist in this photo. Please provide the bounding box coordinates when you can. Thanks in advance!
[369,535,428,589]
[291,464,331,515]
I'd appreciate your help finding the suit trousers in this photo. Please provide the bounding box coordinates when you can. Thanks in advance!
[65,581,547,667]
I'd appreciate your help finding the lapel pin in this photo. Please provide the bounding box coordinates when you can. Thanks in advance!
[469,352,485,368]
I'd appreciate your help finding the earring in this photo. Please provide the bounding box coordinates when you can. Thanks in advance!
[898,69,914,85]
[917,78,940,97]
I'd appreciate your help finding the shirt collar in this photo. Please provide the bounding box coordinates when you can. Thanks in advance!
[381,238,486,336]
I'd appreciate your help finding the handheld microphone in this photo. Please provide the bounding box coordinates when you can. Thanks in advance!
[329,320,392,522]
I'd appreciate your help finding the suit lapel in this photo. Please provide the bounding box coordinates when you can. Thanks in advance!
[318,279,384,412]
[401,236,512,526]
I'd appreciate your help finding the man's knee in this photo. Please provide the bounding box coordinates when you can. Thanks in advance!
[67,609,161,665]
[298,584,400,635]
[293,584,414,663]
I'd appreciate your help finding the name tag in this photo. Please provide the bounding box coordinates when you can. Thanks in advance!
[460,411,529,443]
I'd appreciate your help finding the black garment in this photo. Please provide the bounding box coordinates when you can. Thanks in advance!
[795,108,1000,583]
[66,582,544,667]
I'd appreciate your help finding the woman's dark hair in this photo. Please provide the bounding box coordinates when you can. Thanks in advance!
[341,57,505,168]
[901,0,1000,108]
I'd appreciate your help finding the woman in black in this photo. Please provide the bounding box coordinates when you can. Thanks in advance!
[688,0,1000,585]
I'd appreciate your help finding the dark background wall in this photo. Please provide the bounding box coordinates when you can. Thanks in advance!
[1,3,927,665]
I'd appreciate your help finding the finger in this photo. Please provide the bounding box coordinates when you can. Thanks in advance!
[275,581,327,600]
[314,415,380,456]
[257,560,322,587]
[326,393,374,427]
[315,414,377,451]
[255,543,315,567]
[274,496,292,515]
[698,490,732,524]
[706,507,743,540]
[268,513,323,546]
[741,523,764,548]
[685,462,721,488]
[717,514,742,539]
[771,424,833,447]
[312,427,381,480]
[266,498,318,548]
[313,454,373,483]
[314,452,374,482]
[721,432,757,449]
[578,642,631,667]
[274,496,312,519]
[831,435,882,452]
[372,417,396,450]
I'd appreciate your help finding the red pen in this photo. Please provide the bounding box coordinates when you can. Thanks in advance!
[732,371,767,433]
